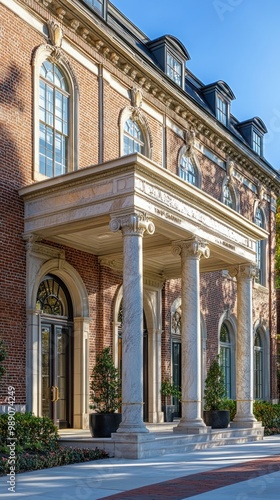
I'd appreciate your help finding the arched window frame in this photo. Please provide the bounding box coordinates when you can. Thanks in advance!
[119,107,152,159]
[221,177,239,211]
[253,324,269,401]
[254,203,267,286]
[32,45,79,181]
[178,146,201,188]
[218,313,236,400]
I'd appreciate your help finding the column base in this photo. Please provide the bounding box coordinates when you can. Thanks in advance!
[173,418,208,435]
[116,422,149,433]
[230,420,263,429]
[111,432,154,459]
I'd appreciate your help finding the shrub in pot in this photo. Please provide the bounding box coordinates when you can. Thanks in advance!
[203,356,230,429]
[89,347,122,438]
[161,379,181,422]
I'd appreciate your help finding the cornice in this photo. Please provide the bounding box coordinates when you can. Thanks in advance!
[17,0,280,193]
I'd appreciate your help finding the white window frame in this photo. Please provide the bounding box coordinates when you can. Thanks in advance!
[252,130,261,155]
[166,52,182,87]
[254,205,266,286]
[216,95,227,125]
[32,45,79,181]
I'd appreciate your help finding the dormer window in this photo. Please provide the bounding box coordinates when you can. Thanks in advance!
[236,117,267,157]
[167,52,182,86]
[252,130,261,155]
[146,35,190,89]
[83,0,107,18]
[201,81,235,128]
[217,95,227,125]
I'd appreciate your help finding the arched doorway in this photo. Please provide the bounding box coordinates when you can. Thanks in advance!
[36,275,73,428]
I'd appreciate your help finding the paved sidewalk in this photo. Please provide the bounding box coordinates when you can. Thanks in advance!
[0,436,279,499]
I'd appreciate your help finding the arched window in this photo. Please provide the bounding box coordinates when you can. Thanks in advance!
[222,183,235,209]
[255,207,265,285]
[254,329,263,399]
[36,275,72,318]
[123,118,144,155]
[39,59,69,177]
[179,155,198,186]
[219,322,232,398]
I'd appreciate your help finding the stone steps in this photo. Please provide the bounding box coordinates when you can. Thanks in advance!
[59,425,264,459]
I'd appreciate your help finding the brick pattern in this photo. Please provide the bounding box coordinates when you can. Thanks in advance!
[100,455,280,499]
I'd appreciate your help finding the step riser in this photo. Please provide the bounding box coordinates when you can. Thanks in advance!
[60,429,264,459]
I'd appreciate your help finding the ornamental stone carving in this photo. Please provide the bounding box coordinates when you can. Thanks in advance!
[110,213,155,237]
[47,21,63,49]
[228,264,257,280]
[172,238,210,260]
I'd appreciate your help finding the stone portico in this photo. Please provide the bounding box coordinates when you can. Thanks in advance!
[19,153,266,457]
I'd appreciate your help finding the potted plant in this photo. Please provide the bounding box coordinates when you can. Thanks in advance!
[203,356,230,429]
[89,346,122,438]
[161,379,181,422]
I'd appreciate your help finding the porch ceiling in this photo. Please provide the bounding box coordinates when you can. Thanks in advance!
[19,154,268,279]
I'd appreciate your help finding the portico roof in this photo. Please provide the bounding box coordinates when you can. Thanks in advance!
[19,154,268,280]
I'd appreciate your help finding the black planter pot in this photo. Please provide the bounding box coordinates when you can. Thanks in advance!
[203,410,230,429]
[89,413,122,438]
[162,405,175,422]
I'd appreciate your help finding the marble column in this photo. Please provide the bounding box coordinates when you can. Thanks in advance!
[230,264,260,428]
[110,213,155,433]
[172,237,210,434]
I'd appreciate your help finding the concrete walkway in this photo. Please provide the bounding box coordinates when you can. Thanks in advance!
[0,436,279,499]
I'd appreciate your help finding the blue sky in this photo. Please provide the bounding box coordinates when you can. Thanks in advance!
[111,0,280,170]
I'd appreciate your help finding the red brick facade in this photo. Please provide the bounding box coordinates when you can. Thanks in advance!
[0,0,279,421]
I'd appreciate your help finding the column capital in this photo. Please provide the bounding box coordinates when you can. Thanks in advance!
[228,264,257,280]
[110,212,155,237]
[172,237,210,260]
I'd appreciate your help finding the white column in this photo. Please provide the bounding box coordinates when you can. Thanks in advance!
[110,213,155,433]
[172,238,210,434]
[230,264,260,428]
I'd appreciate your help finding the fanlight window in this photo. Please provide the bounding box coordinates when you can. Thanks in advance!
[36,276,69,317]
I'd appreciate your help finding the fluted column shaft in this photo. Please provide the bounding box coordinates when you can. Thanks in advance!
[231,264,258,427]
[172,238,210,434]
[110,213,155,433]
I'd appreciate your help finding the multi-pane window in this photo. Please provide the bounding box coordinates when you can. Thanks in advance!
[217,96,227,125]
[167,53,182,86]
[255,207,264,284]
[220,323,231,398]
[254,329,263,399]
[179,156,198,186]
[123,118,144,155]
[252,130,261,155]
[223,184,234,209]
[84,0,104,16]
[39,60,69,177]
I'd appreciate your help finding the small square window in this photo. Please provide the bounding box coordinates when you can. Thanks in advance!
[167,53,182,86]
[217,96,227,125]
[252,130,261,155]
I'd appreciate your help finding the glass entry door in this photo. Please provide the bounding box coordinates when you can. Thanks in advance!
[172,341,181,417]
[41,323,72,428]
